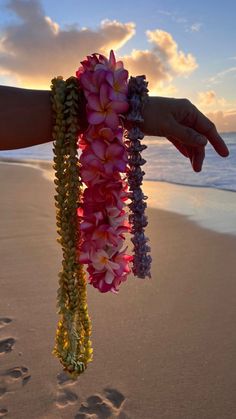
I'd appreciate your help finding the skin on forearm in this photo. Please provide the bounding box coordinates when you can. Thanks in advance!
[0,85,53,150]
[0,86,162,151]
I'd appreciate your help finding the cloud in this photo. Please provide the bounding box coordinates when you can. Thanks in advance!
[157,9,187,24]
[198,90,226,107]
[147,30,197,75]
[121,29,198,93]
[197,91,236,131]
[157,83,178,96]
[157,9,202,33]
[189,22,202,32]
[0,0,198,94]
[206,110,236,132]
[208,67,236,84]
[198,90,217,105]
[0,0,135,88]
[121,49,171,89]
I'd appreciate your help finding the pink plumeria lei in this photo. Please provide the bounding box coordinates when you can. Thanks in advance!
[76,50,133,293]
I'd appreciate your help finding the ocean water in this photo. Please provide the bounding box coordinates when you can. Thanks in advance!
[1,132,235,235]
[0,132,235,192]
[143,132,236,192]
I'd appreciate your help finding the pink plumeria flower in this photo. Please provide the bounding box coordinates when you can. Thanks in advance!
[97,126,124,143]
[107,207,126,228]
[106,69,128,101]
[91,224,121,247]
[80,211,104,232]
[85,125,124,145]
[91,184,129,211]
[80,154,105,184]
[95,50,124,72]
[80,69,107,98]
[90,249,120,284]
[104,270,117,285]
[86,267,114,293]
[84,125,121,144]
[79,54,100,72]
[108,50,125,71]
[113,247,133,276]
[83,249,121,291]
[83,180,128,210]
[95,53,109,70]
[106,238,124,257]
[90,248,119,270]
[97,181,128,210]
[112,273,129,293]
[116,220,131,238]
[87,83,129,128]
[76,54,99,78]
[90,139,128,175]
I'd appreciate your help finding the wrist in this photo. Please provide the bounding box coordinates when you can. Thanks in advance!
[139,96,160,136]
[123,96,160,137]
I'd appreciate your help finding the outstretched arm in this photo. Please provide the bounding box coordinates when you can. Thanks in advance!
[0,85,229,172]
[0,85,53,150]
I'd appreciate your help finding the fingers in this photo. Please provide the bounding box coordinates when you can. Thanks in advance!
[190,106,229,157]
[167,136,189,157]
[168,118,208,148]
[191,146,205,172]
[185,146,205,172]
[168,135,205,172]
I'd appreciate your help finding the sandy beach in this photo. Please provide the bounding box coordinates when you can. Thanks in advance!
[1,160,236,419]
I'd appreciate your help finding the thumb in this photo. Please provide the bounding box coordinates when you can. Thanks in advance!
[168,119,208,147]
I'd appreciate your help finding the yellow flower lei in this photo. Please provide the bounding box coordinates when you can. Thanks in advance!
[50,76,93,378]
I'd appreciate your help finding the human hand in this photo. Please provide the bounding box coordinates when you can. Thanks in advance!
[141,97,229,172]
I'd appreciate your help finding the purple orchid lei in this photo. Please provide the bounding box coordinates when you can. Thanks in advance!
[125,75,152,279]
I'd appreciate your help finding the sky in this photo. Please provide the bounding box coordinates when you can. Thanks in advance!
[0,0,235,131]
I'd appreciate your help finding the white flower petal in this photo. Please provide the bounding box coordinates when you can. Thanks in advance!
[105,270,114,284]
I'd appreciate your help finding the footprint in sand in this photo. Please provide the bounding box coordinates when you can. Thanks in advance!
[55,371,78,408]
[0,366,31,391]
[55,389,78,408]
[0,367,30,417]
[103,388,125,410]
[0,318,12,330]
[0,387,7,399]
[57,371,77,387]
[0,338,15,354]
[0,408,8,417]
[0,319,15,355]
[75,388,128,419]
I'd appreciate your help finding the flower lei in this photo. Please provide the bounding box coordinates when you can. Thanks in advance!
[125,75,152,278]
[51,50,152,377]
[76,51,133,293]
[51,76,93,377]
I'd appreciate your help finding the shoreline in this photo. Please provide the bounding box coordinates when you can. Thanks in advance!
[1,157,236,236]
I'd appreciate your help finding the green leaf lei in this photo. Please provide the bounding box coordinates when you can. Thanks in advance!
[50,76,93,378]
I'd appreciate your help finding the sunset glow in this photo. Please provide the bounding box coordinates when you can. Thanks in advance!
[0,0,235,131]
